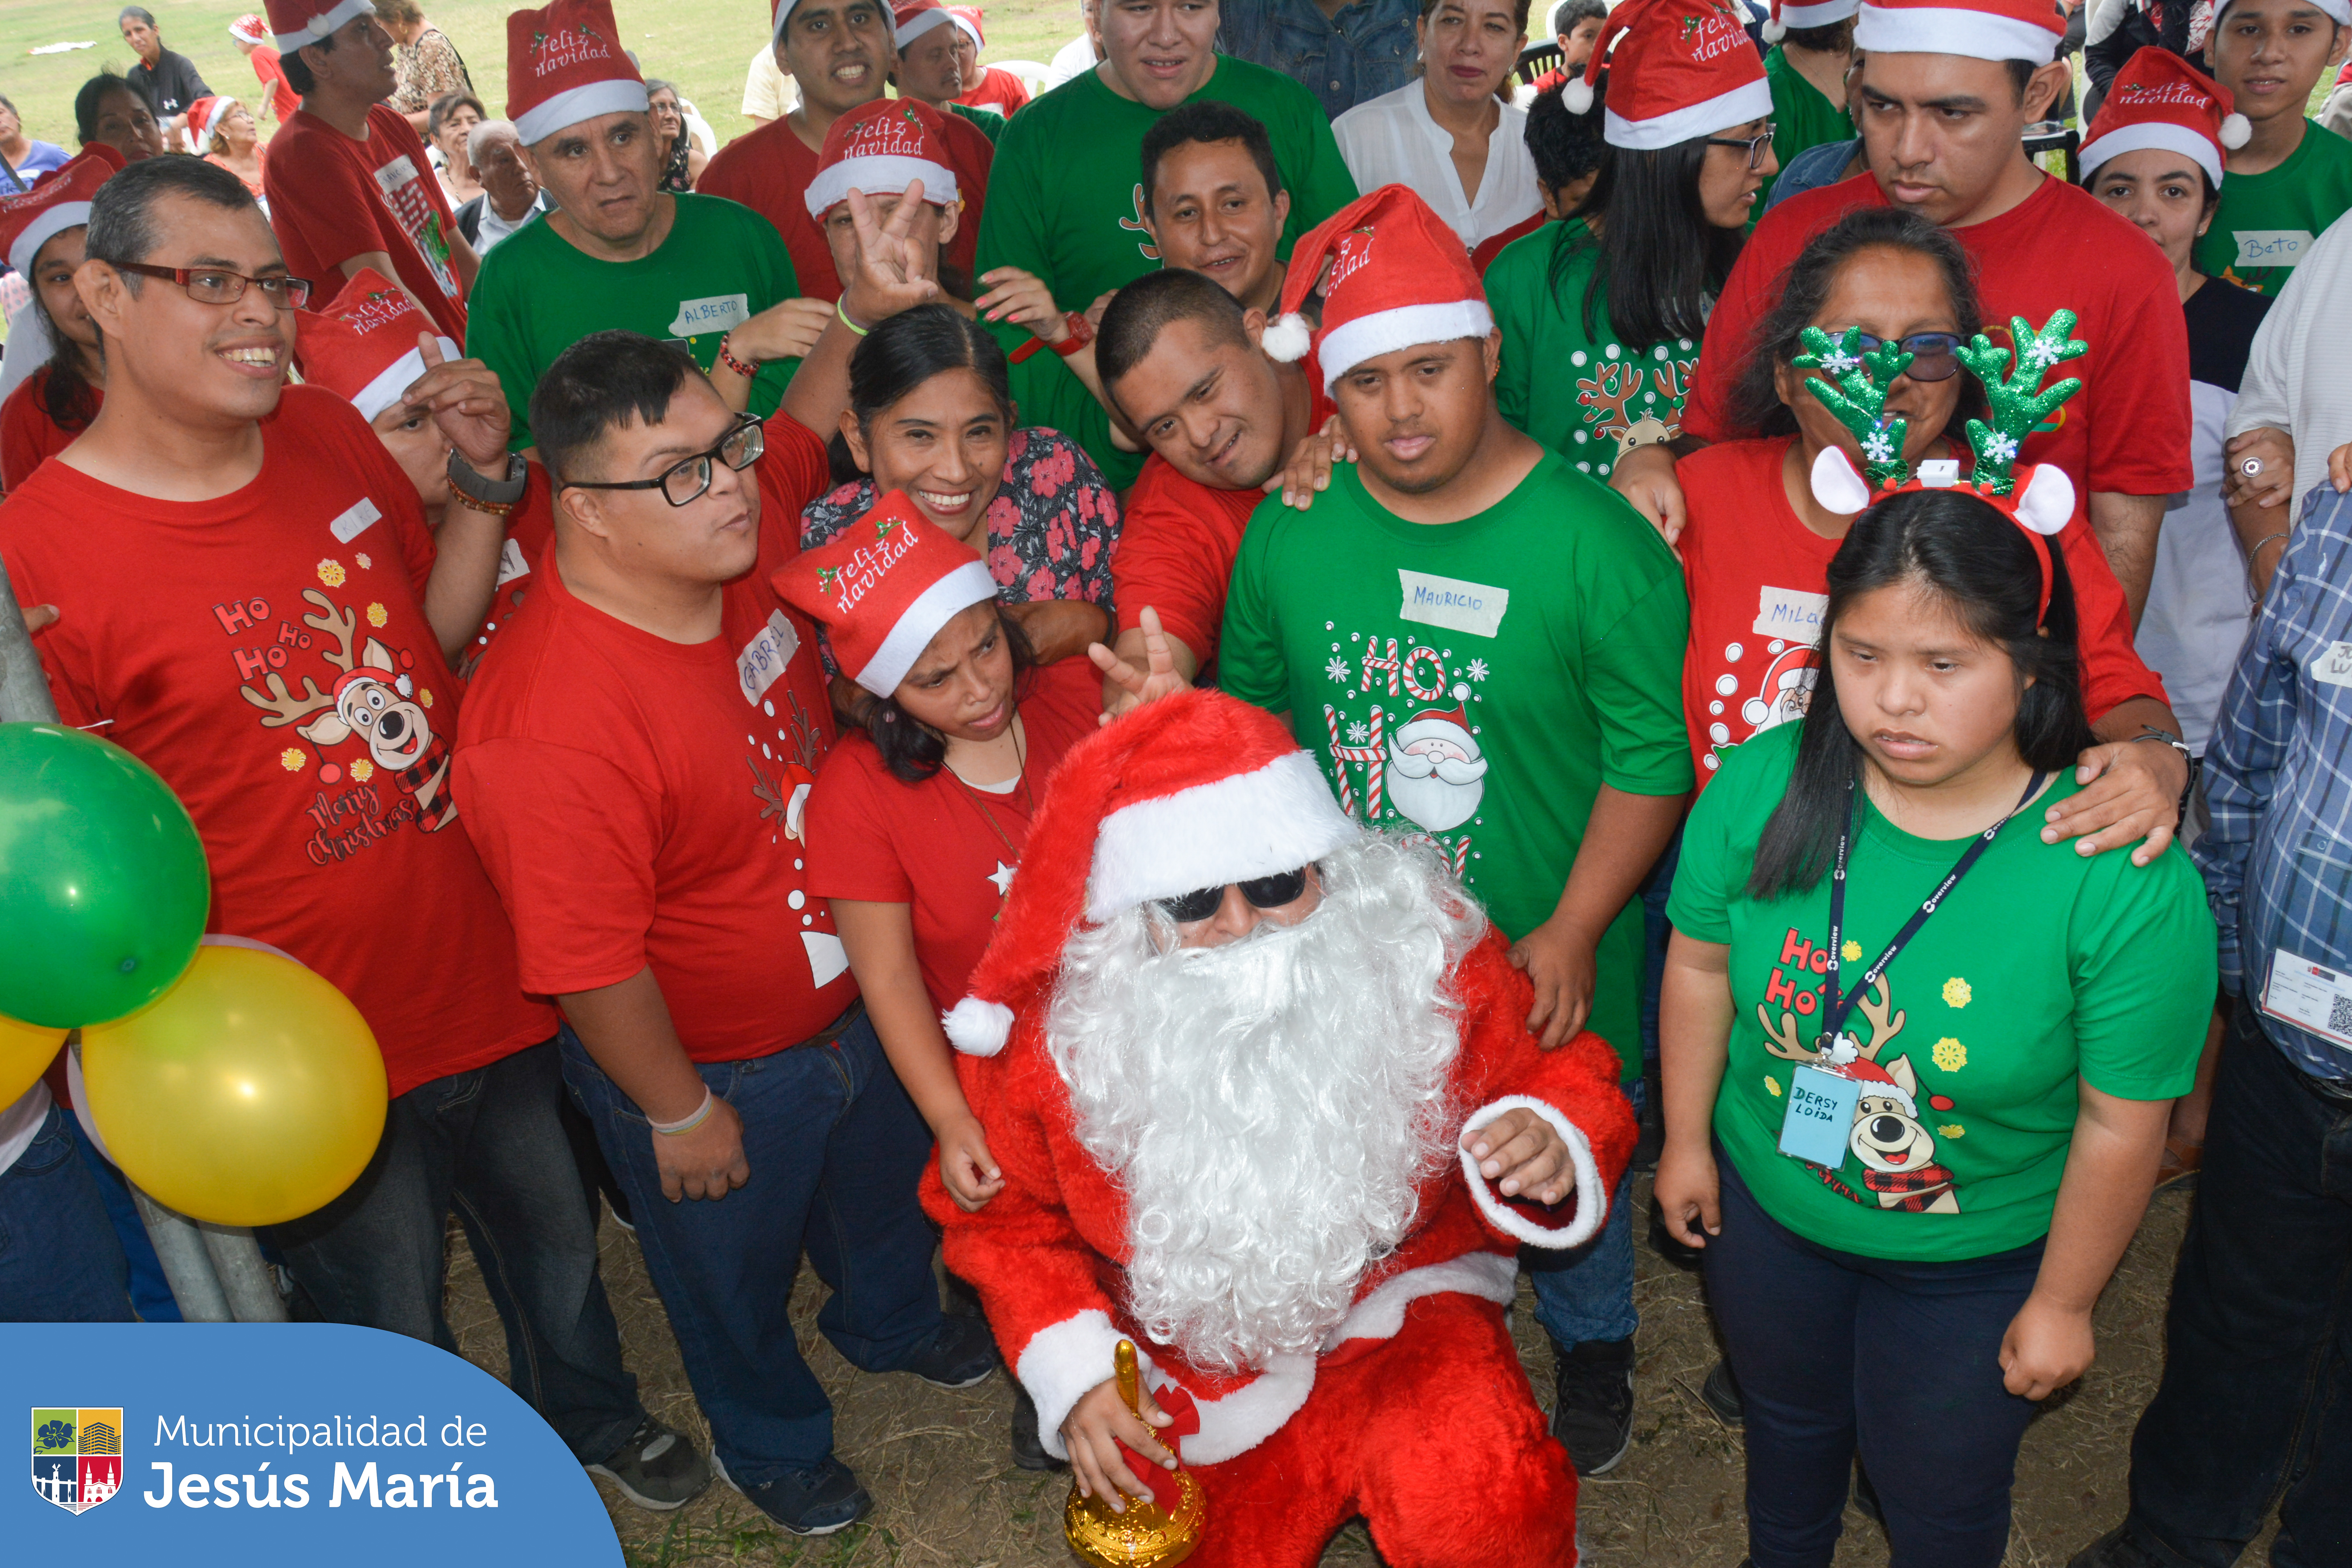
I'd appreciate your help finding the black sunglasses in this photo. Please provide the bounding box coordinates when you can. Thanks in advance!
[1851,331,1965,381]
[1156,867,1310,925]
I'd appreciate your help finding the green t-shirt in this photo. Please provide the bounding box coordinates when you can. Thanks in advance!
[1218,451,1694,1079]
[1667,724,2216,1262]
[466,192,802,452]
[1488,220,1700,482]
[2194,120,2352,296]
[1763,46,1852,174]
[974,56,1360,489]
[947,101,1004,145]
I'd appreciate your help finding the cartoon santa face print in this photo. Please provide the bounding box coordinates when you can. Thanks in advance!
[1385,705,1489,833]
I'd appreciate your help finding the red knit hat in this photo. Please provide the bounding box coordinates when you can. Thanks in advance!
[1260,184,1493,394]
[2080,47,2248,189]
[294,268,462,422]
[506,0,649,148]
[1854,0,2067,63]
[265,0,375,55]
[804,99,963,219]
[940,687,1361,1057]
[1762,0,1860,43]
[893,0,959,47]
[770,492,999,695]
[0,145,118,280]
[1566,0,1773,150]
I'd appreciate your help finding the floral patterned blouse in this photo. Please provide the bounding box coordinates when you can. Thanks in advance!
[390,28,473,117]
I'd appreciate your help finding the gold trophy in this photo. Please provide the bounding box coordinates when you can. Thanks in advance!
[1063,1339,1208,1567]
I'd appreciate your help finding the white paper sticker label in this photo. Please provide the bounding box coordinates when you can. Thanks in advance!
[2233,229,2315,269]
[2312,641,2352,689]
[1752,585,1828,643]
[2261,948,2352,1049]
[493,534,531,589]
[669,293,751,339]
[738,611,801,707]
[328,498,381,543]
[1397,570,1509,639]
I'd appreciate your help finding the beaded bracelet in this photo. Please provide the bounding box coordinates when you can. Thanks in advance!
[715,332,760,381]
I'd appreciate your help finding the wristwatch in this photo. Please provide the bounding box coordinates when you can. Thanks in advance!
[2131,725,2199,819]
[447,450,528,515]
[1051,310,1096,358]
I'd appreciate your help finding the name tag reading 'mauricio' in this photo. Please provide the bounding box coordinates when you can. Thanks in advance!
[1397,569,1509,639]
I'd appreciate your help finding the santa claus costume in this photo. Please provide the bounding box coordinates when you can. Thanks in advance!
[926,690,1638,1567]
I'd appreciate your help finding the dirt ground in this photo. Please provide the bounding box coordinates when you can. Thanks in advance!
[443,1174,2200,1568]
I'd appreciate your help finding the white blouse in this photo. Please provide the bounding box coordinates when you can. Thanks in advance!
[1331,80,1544,253]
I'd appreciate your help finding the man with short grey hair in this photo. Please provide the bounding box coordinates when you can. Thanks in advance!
[454,118,550,252]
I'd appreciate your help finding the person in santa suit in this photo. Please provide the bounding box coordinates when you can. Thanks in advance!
[927,688,1638,1567]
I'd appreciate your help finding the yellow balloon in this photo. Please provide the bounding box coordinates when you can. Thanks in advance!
[0,1014,68,1110]
[81,946,387,1226]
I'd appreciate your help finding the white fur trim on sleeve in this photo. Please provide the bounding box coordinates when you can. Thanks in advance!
[1459,1095,1607,1250]
[1142,1355,1316,1466]
[1014,1309,1130,1462]
[943,996,1015,1057]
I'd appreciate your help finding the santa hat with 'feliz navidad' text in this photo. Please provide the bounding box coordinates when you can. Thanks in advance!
[0,145,120,282]
[770,491,999,695]
[1260,184,1492,393]
[1565,0,1772,151]
[1761,0,1859,44]
[939,688,1360,1056]
[505,0,648,149]
[2079,47,2248,189]
[803,98,963,220]
[294,269,463,422]
[264,0,376,55]
[1853,0,2067,63]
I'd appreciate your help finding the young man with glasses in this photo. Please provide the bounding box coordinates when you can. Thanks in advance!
[0,155,707,1510]
[451,329,997,1538]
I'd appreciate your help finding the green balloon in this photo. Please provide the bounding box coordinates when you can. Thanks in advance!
[0,722,210,1028]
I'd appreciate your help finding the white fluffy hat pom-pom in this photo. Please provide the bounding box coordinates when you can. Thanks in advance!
[1563,74,1594,114]
[2220,111,2252,149]
[1763,16,1786,40]
[1261,311,1313,363]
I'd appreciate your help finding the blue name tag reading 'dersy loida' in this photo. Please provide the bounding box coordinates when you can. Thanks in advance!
[1778,1063,1860,1167]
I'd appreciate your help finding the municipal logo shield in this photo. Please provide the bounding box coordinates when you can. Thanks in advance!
[31,1407,122,1514]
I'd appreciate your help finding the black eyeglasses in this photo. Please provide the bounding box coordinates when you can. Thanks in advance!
[561,414,765,507]
[1156,867,1310,925]
[110,261,314,309]
[1703,125,1776,171]
[1852,331,1965,382]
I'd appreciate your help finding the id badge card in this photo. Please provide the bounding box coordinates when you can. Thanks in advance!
[2260,948,2352,1050]
[1778,1063,1860,1167]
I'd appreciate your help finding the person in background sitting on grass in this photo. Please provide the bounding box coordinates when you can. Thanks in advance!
[0,151,117,494]
[229,14,303,127]
[1759,0,1859,172]
[644,81,706,192]
[0,97,70,183]
[2194,0,2352,295]
[118,7,210,152]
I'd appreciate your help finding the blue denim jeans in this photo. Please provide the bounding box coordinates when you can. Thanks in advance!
[2118,1006,2352,1568]
[1527,1078,1642,1350]
[560,1009,945,1484]
[0,1102,135,1322]
[268,1036,642,1464]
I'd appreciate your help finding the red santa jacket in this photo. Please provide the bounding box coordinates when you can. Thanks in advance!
[924,929,1638,1465]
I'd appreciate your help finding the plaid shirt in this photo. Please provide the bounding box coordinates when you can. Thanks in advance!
[2193,483,2352,1082]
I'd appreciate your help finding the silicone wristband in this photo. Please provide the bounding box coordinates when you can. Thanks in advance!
[650,1087,715,1136]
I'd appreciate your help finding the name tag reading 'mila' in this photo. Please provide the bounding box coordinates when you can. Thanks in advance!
[1778,1063,1860,1167]
[1397,569,1508,639]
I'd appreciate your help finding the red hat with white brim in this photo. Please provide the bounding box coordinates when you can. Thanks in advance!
[1762,0,1860,42]
[294,268,462,422]
[2079,47,2248,189]
[1853,0,2067,64]
[264,0,376,55]
[1566,0,1774,150]
[505,0,649,148]
[939,687,1361,1057]
[186,96,237,149]
[771,491,999,695]
[947,5,987,48]
[893,0,958,47]
[1261,184,1493,394]
[0,145,120,281]
[804,98,962,218]
[229,12,271,45]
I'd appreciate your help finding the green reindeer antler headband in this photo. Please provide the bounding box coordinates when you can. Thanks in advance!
[1794,325,1913,487]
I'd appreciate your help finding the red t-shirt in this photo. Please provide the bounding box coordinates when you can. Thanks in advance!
[961,68,1030,117]
[698,111,993,302]
[249,45,301,123]
[1681,173,2195,500]
[0,386,554,1096]
[1677,437,2165,789]
[454,461,557,682]
[264,106,467,342]
[0,367,99,493]
[1114,452,1261,665]
[451,416,857,1061]
[804,681,1093,1010]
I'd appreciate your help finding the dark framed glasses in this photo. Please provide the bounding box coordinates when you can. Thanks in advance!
[560,413,765,507]
[1852,331,1965,381]
[1703,124,1776,171]
[1156,867,1310,925]
[110,261,314,309]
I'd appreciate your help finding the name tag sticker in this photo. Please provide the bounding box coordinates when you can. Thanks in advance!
[492,535,531,589]
[328,498,381,543]
[737,611,800,706]
[2313,642,2352,689]
[1397,569,1509,639]
[2261,948,2352,1049]
[1777,1063,1859,1167]
[1752,585,1828,642]
[669,293,751,339]
[372,155,421,197]
[2234,229,2314,268]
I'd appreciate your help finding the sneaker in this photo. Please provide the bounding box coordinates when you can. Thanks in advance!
[1010,1384,1062,1471]
[896,1312,1000,1389]
[1549,1334,1636,1476]
[586,1417,711,1512]
[714,1451,872,1536]
[2067,1527,2169,1568]
[1698,1358,1743,1427]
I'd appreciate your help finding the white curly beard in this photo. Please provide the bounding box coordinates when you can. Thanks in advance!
[1045,835,1485,1376]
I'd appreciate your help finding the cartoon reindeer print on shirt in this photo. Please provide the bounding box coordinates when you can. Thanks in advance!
[1760,975,1962,1212]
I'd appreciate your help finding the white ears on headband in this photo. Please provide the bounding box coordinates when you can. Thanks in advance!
[1809,444,2076,535]
[1809,444,1873,516]
[2012,463,2075,535]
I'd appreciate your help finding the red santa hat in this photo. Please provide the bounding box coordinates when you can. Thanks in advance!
[505,0,650,148]
[293,269,462,422]
[0,145,120,282]
[185,96,237,151]
[1566,0,1773,149]
[1843,1057,1915,1115]
[803,98,963,219]
[1762,0,1861,43]
[941,688,1360,1057]
[229,13,272,45]
[769,491,999,695]
[893,0,959,47]
[1260,184,1493,394]
[264,0,377,55]
[2079,47,2247,189]
[1853,0,2067,63]
[947,5,988,47]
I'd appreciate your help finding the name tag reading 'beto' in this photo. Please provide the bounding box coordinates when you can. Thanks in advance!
[1397,569,1509,639]
[1778,1062,1860,1167]
[2233,229,2314,269]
